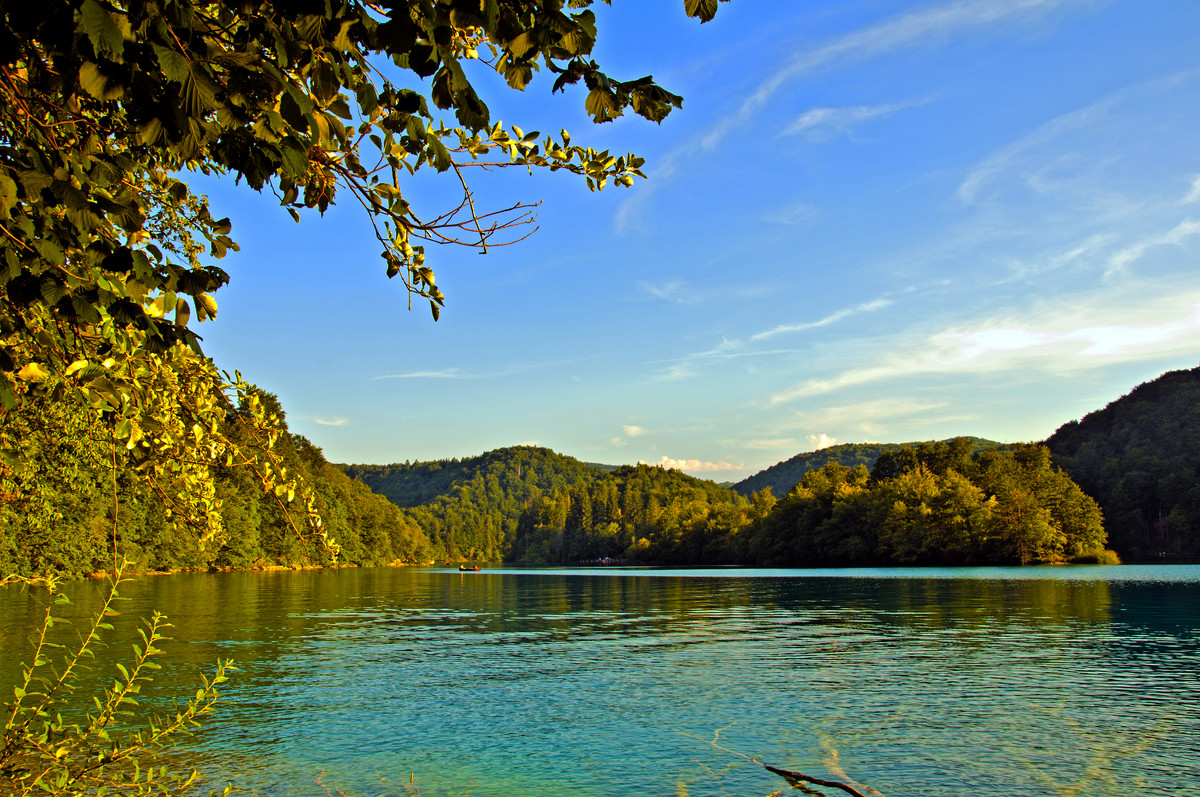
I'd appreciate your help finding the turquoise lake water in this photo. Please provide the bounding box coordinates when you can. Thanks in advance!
[2,565,1198,796]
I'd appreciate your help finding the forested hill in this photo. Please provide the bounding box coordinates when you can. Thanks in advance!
[342,447,620,561]
[341,439,1105,567]
[1047,365,1200,559]
[341,446,605,508]
[734,437,1003,498]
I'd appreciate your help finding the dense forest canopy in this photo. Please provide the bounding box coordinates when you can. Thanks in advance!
[1047,364,1200,559]
[0,387,429,578]
[733,437,1003,499]
[341,437,1107,567]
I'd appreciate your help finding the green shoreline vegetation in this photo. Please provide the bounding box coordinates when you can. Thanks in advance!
[19,366,1200,579]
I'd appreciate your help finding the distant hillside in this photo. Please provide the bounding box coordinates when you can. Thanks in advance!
[341,446,610,560]
[734,437,1003,498]
[342,446,601,509]
[340,435,1104,567]
[340,447,749,562]
[1047,365,1200,559]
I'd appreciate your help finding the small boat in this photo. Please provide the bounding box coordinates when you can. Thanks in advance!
[459,565,481,572]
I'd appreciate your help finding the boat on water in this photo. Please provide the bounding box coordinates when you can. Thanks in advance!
[459,565,481,572]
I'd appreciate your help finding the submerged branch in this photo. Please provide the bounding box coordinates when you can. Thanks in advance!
[765,764,872,797]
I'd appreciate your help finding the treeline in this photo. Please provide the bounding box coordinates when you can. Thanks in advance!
[733,437,1003,498]
[1047,365,1200,558]
[506,440,1103,565]
[749,440,1105,566]
[347,440,1106,566]
[0,389,430,579]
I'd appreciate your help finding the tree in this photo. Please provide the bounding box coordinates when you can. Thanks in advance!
[1,0,728,551]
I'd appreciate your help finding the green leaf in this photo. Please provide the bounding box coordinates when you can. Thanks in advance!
[33,239,64,266]
[309,59,339,103]
[79,62,124,101]
[584,88,619,123]
[80,0,125,58]
[429,137,452,172]
[152,43,190,83]
[196,293,218,321]
[280,139,310,180]
[684,0,721,23]
[508,30,537,60]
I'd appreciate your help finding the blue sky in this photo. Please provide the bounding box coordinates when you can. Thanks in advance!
[194,0,1200,480]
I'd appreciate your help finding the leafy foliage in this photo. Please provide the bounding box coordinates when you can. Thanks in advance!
[749,440,1106,566]
[1047,365,1200,558]
[0,385,429,579]
[734,437,1004,499]
[1,0,728,564]
[1,570,233,796]
[344,445,604,560]
[346,438,1100,567]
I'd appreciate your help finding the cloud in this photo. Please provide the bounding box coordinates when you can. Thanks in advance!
[307,416,349,427]
[1105,218,1200,279]
[649,296,893,382]
[701,0,1077,153]
[999,233,1116,282]
[375,368,467,380]
[808,433,837,450]
[638,279,696,304]
[616,0,1082,234]
[767,287,1200,406]
[956,95,1117,204]
[375,358,580,381]
[1185,175,1200,204]
[623,425,647,437]
[781,101,921,141]
[751,298,892,341]
[641,456,745,473]
[744,438,800,450]
[763,203,818,226]
[658,362,699,382]
[786,398,950,429]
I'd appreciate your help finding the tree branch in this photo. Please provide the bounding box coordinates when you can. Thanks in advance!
[765,765,872,797]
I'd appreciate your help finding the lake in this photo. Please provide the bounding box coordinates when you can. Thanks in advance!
[2,565,1198,796]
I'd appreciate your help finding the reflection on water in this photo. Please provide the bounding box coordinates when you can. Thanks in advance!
[2,566,1198,796]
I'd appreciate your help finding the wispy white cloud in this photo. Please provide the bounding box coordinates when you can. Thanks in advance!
[623,425,647,437]
[999,233,1116,282]
[657,362,699,382]
[763,203,818,226]
[1184,174,1200,204]
[744,438,800,450]
[782,101,924,141]
[376,359,576,380]
[781,398,951,434]
[1105,218,1200,279]
[641,456,745,473]
[956,95,1117,204]
[375,368,468,380]
[616,0,1083,234]
[767,287,1200,406]
[638,279,693,303]
[701,0,1077,153]
[752,298,892,341]
[306,416,349,427]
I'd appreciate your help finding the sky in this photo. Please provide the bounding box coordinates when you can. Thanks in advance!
[193,0,1200,480]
